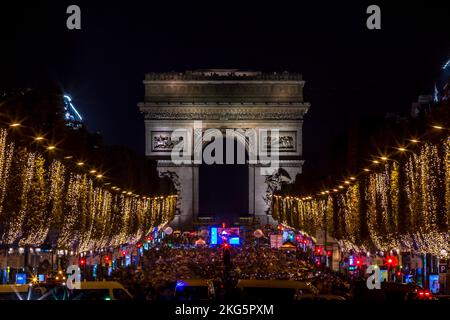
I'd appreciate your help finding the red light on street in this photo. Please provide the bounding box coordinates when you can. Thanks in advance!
[327,250,332,257]
[385,256,398,267]
[316,247,322,255]
[295,235,301,242]
[417,290,432,300]
[136,243,142,248]
[79,258,86,266]
[121,250,127,256]
[303,239,308,245]
[356,259,362,266]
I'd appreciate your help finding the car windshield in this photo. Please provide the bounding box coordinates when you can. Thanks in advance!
[0,291,27,300]
[30,286,69,300]
[113,289,132,300]
[70,289,111,300]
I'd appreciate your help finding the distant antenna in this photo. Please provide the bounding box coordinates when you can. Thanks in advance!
[63,94,83,129]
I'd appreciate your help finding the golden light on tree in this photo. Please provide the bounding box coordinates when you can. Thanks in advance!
[272,134,449,257]
[0,128,177,252]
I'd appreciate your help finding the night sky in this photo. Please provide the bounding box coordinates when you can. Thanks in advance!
[1,1,449,177]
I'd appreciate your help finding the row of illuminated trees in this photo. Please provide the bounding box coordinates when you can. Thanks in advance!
[0,85,178,252]
[272,134,449,257]
[0,85,175,197]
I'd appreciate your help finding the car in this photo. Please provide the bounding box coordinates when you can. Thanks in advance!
[355,281,436,301]
[235,279,319,301]
[69,281,133,300]
[174,279,215,300]
[382,282,436,301]
[0,284,29,300]
[434,295,450,301]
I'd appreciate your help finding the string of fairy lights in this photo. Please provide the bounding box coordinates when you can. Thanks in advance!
[272,126,450,257]
[0,121,177,253]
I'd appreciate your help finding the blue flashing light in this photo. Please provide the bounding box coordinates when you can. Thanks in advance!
[38,274,45,282]
[349,256,354,266]
[176,280,186,288]
[229,237,240,245]
[16,273,27,285]
[210,227,218,245]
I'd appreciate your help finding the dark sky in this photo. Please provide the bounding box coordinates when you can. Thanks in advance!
[1,1,449,173]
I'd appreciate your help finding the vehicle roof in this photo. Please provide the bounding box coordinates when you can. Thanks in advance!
[236,280,313,289]
[176,279,211,287]
[298,294,346,300]
[77,281,126,290]
[0,284,29,293]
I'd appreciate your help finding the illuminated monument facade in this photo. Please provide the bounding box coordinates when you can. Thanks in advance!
[138,70,310,229]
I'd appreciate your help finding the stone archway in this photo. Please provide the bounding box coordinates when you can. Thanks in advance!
[138,69,310,230]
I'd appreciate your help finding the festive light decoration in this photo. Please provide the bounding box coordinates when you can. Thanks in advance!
[272,135,450,257]
[0,128,177,251]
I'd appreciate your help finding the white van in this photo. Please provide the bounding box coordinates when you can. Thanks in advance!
[0,284,29,300]
[236,279,319,301]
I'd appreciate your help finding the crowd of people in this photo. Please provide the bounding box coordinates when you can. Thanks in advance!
[103,241,353,300]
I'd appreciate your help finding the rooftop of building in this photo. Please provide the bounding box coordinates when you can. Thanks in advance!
[144,69,303,81]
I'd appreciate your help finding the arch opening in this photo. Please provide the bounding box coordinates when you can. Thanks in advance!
[199,136,249,224]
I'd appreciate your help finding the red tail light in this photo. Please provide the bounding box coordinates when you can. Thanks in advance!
[418,290,432,299]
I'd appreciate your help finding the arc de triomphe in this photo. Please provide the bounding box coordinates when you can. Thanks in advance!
[138,70,310,230]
